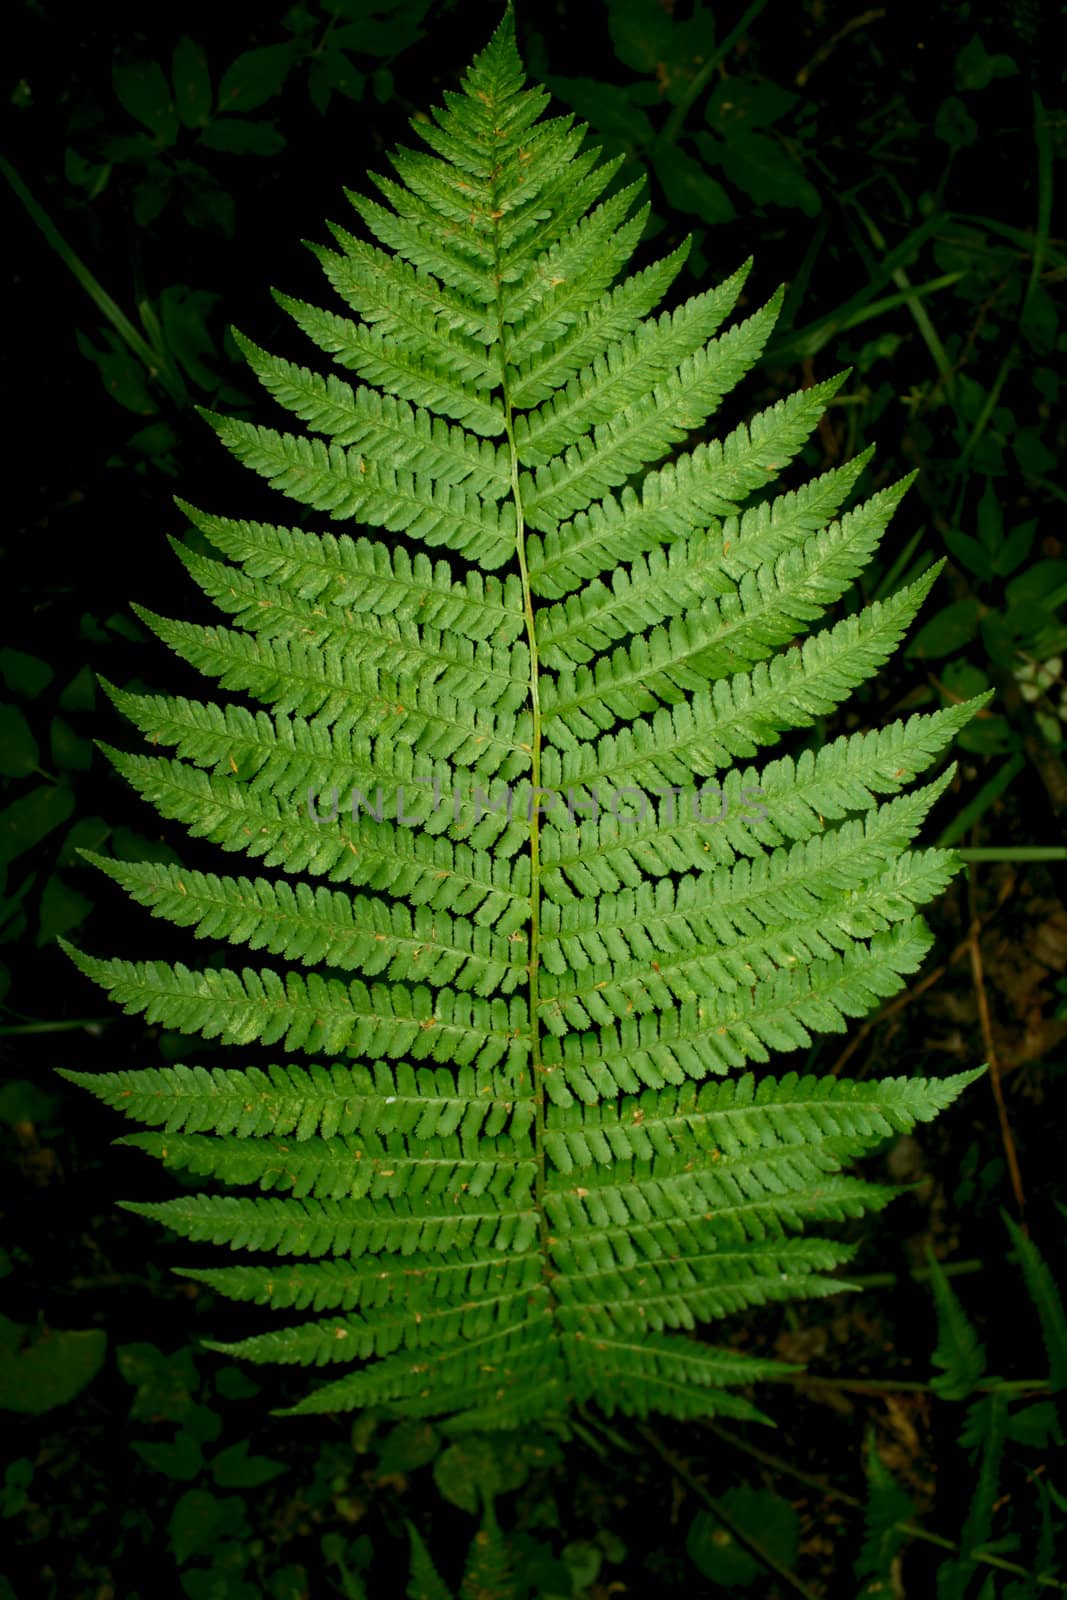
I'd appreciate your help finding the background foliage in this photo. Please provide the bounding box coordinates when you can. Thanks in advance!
[2,0,1065,1594]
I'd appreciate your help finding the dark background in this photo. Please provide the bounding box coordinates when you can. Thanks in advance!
[2,1,1065,1596]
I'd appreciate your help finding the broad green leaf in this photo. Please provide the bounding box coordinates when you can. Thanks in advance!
[113,60,179,144]
[653,142,734,223]
[935,96,978,148]
[608,0,673,72]
[117,1341,200,1422]
[376,1419,439,1476]
[0,704,39,778]
[37,872,94,946]
[308,51,365,115]
[169,1488,249,1565]
[210,1438,287,1487]
[706,77,798,131]
[0,784,74,867]
[687,1488,799,1586]
[132,1431,205,1480]
[49,716,92,772]
[172,37,212,129]
[0,650,52,701]
[199,119,286,157]
[546,76,654,149]
[907,597,981,659]
[955,35,1018,91]
[0,1318,107,1414]
[217,45,295,113]
[717,129,820,215]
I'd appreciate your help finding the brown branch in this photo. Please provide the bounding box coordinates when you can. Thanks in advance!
[966,864,1027,1219]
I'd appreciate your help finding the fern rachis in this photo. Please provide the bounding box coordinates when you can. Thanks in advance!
[65,12,984,1429]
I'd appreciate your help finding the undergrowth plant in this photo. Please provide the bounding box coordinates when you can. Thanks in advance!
[63,10,985,1429]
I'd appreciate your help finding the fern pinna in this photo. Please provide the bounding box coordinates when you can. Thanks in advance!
[64,13,983,1429]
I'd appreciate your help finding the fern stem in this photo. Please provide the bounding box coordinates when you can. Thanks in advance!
[491,179,554,1311]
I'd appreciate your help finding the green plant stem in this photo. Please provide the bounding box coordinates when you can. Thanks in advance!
[770,271,964,364]
[657,0,771,146]
[940,755,1026,848]
[777,1373,1048,1395]
[959,846,1067,862]
[953,344,1017,483]
[852,202,956,403]
[637,1424,820,1599]
[1,155,187,406]
[1032,475,1067,507]
[703,1423,1067,1591]
[848,1258,984,1288]
[0,1017,113,1035]
[1028,94,1053,306]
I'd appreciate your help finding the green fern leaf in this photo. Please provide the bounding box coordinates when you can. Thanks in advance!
[66,10,983,1427]
[1003,1212,1067,1392]
[927,1248,987,1401]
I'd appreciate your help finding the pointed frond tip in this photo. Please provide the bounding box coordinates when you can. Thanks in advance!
[61,12,982,1428]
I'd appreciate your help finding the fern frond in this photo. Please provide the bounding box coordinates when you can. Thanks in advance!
[175,501,525,643]
[544,1068,984,1173]
[88,856,526,994]
[120,1190,540,1258]
[275,287,503,435]
[101,748,531,923]
[508,239,692,407]
[65,944,526,1066]
[541,921,935,1097]
[203,412,516,567]
[514,259,752,464]
[540,477,912,730]
[107,679,531,787]
[537,450,874,668]
[527,376,848,597]
[540,773,954,975]
[134,605,529,721]
[120,1128,534,1204]
[175,1250,541,1314]
[60,1058,532,1139]
[233,331,512,499]
[550,567,940,788]
[66,10,981,1427]
[520,291,783,527]
[542,697,988,895]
